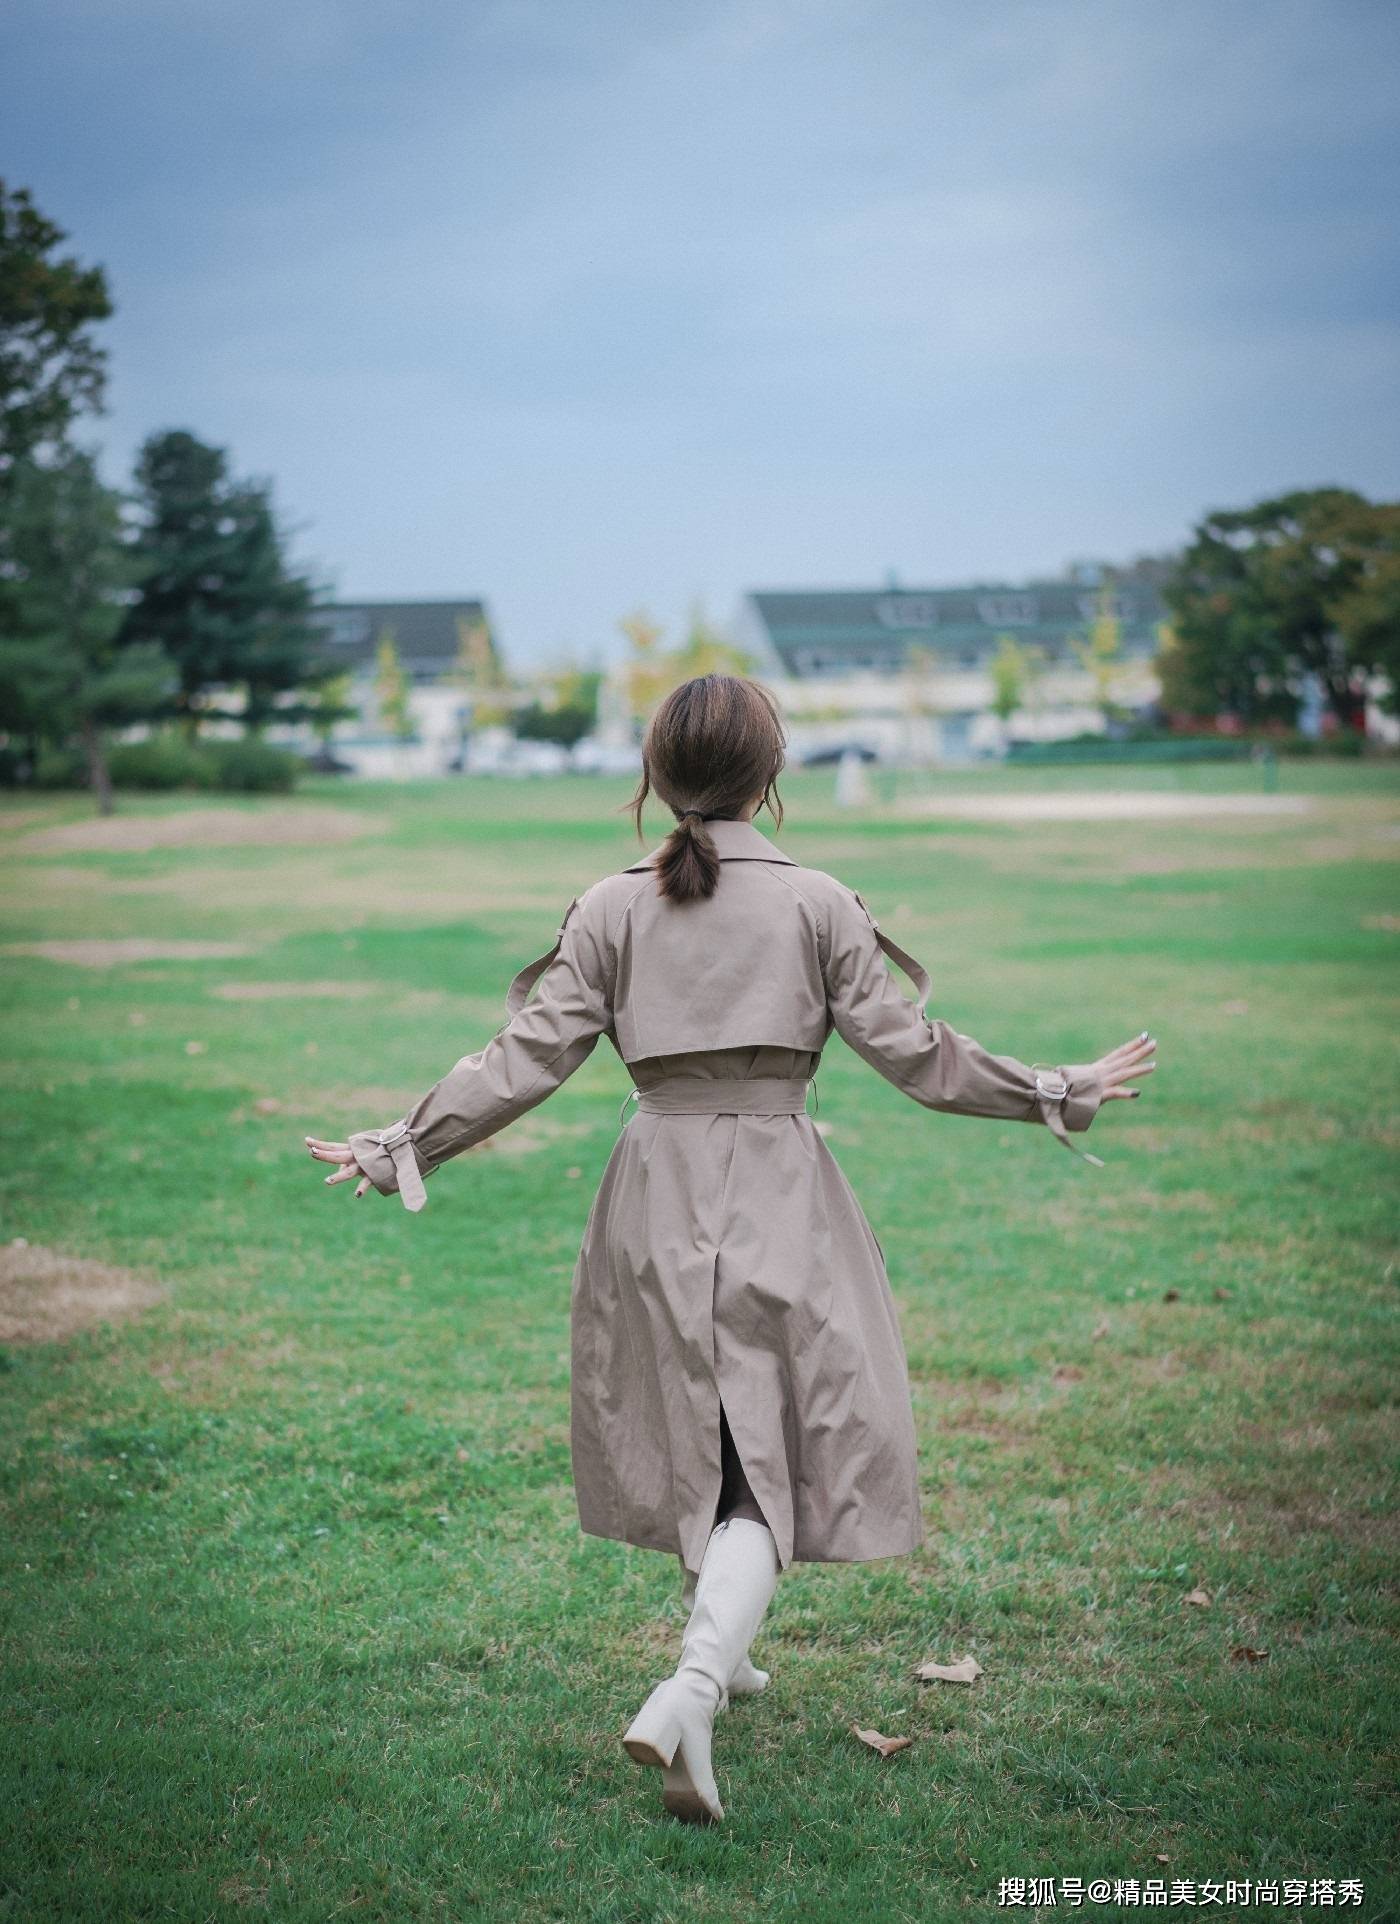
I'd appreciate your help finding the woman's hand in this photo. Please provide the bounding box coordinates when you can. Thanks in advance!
[1064,1031,1157,1103]
[305,1136,373,1198]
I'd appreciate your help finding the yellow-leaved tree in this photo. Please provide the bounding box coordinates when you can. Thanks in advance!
[373,628,414,740]
[988,634,1045,723]
[451,614,514,727]
[1070,584,1126,725]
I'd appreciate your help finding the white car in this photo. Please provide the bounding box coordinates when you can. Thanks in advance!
[571,737,644,775]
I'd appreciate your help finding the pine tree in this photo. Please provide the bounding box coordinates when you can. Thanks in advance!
[0,448,172,812]
[119,429,331,735]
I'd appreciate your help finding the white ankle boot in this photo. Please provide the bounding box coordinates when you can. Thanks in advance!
[679,1559,770,1697]
[624,1517,780,1823]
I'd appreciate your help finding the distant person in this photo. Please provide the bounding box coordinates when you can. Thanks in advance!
[305,674,1155,1826]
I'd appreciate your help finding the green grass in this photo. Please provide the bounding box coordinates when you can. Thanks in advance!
[2,764,1398,1922]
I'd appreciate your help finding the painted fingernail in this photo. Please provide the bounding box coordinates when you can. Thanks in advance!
[1140,1030,1149,1040]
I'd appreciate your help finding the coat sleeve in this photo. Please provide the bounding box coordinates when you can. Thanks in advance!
[820,881,1105,1163]
[346,891,613,1209]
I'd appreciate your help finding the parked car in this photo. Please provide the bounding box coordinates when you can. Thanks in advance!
[462,734,573,777]
[570,737,643,775]
[301,746,357,775]
[799,742,881,767]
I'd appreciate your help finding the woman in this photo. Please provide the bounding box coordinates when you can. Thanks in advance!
[306,674,1155,1827]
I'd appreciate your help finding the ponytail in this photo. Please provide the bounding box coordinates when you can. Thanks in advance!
[627,674,788,903]
[655,808,722,903]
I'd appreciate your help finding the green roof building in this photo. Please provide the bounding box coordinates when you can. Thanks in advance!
[309,599,496,684]
[738,579,1168,679]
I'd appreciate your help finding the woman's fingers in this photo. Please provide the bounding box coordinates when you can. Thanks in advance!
[305,1135,353,1164]
[304,1134,368,1191]
[1100,1033,1155,1067]
[1088,1033,1157,1102]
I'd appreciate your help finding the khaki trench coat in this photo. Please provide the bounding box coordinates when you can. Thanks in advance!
[348,816,1103,1575]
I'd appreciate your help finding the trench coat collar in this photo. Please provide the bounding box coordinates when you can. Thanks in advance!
[624,814,796,872]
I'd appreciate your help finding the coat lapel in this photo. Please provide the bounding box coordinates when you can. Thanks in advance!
[624,816,796,871]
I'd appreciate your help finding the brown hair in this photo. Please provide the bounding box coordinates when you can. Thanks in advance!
[628,674,787,902]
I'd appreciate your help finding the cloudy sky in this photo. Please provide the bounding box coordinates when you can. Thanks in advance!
[6,0,1398,664]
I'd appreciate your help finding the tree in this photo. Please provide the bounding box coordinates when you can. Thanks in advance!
[1327,500,1400,719]
[1161,489,1397,728]
[119,429,331,734]
[619,609,669,727]
[0,448,172,811]
[0,182,112,477]
[309,670,357,750]
[373,628,413,740]
[673,602,757,679]
[220,484,333,733]
[988,633,1045,723]
[619,605,758,731]
[515,665,602,747]
[1069,583,1127,725]
[449,611,512,727]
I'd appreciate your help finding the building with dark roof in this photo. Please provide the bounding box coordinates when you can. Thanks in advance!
[737,580,1168,679]
[309,599,496,683]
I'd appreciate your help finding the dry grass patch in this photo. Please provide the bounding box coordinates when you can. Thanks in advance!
[15,803,386,854]
[69,856,575,924]
[903,792,1318,824]
[1,937,256,967]
[959,797,1400,879]
[489,1115,598,1157]
[0,1240,165,1344]
[0,806,69,832]
[210,978,382,1001]
[145,1325,302,1402]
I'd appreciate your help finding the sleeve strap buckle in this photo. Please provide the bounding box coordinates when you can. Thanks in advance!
[1030,1064,1104,1169]
[374,1119,429,1212]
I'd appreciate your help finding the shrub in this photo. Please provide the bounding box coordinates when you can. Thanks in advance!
[103,732,301,792]
[202,736,301,792]
[32,746,88,788]
[108,734,217,791]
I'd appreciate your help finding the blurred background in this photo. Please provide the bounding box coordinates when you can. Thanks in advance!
[1,0,1397,795]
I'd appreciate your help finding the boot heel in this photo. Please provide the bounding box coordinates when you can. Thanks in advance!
[623,1683,682,1768]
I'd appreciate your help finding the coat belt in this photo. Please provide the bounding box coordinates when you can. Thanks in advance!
[621,1076,814,1120]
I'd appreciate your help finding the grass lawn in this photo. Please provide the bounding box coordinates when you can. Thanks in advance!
[1,762,1397,1922]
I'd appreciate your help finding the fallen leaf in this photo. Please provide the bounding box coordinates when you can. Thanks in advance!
[1183,1588,1212,1608]
[852,1724,914,1758]
[1156,1853,1170,1864]
[1162,1287,1180,1302]
[1230,1645,1269,1664]
[1091,1318,1111,1340]
[916,1655,983,1685]
[1212,1287,1231,1300]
